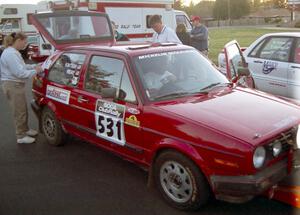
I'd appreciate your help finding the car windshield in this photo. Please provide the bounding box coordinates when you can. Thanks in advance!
[36,15,112,43]
[134,49,229,101]
[27,36,38,44]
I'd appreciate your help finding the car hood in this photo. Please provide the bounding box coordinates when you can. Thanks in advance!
[153,88,300,144]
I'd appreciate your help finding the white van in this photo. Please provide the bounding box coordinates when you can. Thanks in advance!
[48,0,192,42]
[0,2,48,34]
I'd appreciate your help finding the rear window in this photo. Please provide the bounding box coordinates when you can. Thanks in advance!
[36,14,112,43]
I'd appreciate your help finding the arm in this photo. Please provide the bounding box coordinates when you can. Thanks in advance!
[191,27,208,41]
[6,52,36,79]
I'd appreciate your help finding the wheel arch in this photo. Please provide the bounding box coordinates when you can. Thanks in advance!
[147,138,212,189]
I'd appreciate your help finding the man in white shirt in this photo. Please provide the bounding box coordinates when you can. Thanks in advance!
[150,15,182,44]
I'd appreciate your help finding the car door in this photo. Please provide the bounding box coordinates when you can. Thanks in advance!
[223,40,255,88]
[72,53,145,161]
[44,51,88,133]
[287,38,300,100]
[246,36,294,97]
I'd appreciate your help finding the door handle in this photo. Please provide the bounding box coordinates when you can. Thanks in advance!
[254,60,263,64]
[77,96,89,103]
[291,65,300,69]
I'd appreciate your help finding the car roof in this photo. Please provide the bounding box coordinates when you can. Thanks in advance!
[262,32,300,38]
[64,43,194,57]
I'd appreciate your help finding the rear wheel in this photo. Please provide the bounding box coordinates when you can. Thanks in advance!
[154,151,210,211]
[41,107,67,146]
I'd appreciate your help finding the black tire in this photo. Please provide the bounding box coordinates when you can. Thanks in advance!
[41,107,67,146]
[154,150,210,211]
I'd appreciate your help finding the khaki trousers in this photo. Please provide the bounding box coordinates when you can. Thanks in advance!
[2,81,29,139]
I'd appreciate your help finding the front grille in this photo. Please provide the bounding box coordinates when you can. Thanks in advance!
[265,127,297,162]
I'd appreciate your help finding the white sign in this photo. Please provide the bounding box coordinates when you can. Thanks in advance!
[46,85,71,105]
[288,0,300,4]
[95,100,126,146]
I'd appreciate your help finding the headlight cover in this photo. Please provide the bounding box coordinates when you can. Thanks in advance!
[272,141,282,157]
[253,146,266,169]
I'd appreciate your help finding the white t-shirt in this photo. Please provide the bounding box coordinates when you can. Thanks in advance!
[152,25,182,44]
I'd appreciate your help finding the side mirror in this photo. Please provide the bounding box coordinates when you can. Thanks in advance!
[237,67,250,76]
[42,44,52,50]
[101,88,117,98]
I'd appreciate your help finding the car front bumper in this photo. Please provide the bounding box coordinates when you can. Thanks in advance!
[210,159,288,203]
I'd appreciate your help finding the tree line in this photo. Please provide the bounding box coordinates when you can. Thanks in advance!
[175,0,289,20]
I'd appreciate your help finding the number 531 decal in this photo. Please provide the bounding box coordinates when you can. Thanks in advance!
[95,100,126,146]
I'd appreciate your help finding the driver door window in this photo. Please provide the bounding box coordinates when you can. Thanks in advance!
[258,37,293,62]
[85,55,136,103]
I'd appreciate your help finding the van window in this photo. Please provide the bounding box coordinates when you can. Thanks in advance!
[4,8,18,15]
[176,15,192,31]
[48,53,86,87]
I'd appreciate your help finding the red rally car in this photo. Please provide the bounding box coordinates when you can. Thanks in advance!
[29,11,300,210]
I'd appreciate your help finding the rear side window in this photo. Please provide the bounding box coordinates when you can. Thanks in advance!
[48,53,86,87]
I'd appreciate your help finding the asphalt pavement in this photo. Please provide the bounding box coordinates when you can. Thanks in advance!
[0,79,299,215]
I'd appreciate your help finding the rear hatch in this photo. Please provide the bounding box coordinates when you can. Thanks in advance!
[28,10,114,50]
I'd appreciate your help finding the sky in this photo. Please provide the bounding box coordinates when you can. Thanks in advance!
[0,0,202,6]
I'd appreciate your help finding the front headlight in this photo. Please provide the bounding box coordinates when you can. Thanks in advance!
[297,125,300,149]
[253,146,266,169]
[272,141,282,157]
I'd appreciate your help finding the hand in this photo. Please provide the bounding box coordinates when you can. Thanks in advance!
[35,65,43,73]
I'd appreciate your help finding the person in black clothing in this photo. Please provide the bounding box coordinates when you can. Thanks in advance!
[111,21,129,42]
[176,24,190,46]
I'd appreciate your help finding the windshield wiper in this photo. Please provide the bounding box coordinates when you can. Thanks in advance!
[200,82,232,92]
[154,91,208,101]
[154,91,191,100]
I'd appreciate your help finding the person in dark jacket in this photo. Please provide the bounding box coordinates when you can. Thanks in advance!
[111,21,129,41]
[176,24,190,46]
[190,16,209,56]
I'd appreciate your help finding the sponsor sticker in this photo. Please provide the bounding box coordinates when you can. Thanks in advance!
[46,85,71,105]
[125,115,140,128]
[127,107,140,115]
[138,50,193,60]
[263,61,278,74]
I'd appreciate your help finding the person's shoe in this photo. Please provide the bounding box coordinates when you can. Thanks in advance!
[17,136,36,144]
[26,129,38,137]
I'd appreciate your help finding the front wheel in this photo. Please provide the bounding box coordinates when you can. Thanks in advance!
[154,151,210,211]
[41,107,67,146]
